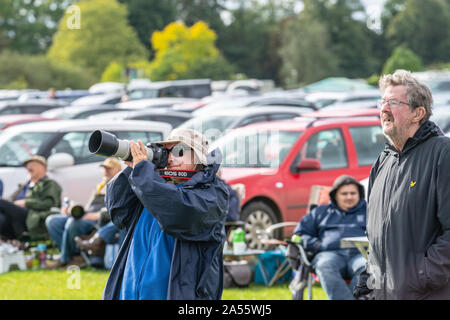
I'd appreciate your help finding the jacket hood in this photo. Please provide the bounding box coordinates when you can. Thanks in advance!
[184,148,222,187]
[329,175,365,206]
[384,120,443,155]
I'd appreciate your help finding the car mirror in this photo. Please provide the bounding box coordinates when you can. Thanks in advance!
[296,158,321,171]
[47,153,75,170]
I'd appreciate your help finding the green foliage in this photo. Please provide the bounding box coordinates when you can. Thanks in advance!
[278,14,339,88]
[118,0,177,55]
[386,0,450,65]
[382,46,424,75]
[148,21,234,81]
[47,0,147,80]
[0,0,72,54]
[219,1,297,82]
[101,62,125,83]
[367,74,381,87]
[300,0,383,78]
[0,51,95,90]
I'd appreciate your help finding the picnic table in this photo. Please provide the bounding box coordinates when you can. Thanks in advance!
[340,236,369,259]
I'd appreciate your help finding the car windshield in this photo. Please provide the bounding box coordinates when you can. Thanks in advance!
[43,108,79,119]
[128,89,159,100]
[0,131,53,166]
[178,115,238,141]
[214,130,302,168]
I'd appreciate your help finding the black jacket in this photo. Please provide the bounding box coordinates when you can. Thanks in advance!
[366,121,450,299]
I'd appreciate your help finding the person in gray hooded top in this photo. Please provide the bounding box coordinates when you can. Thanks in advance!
[354,69,450,300]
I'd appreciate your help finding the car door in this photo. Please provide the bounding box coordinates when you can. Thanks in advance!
[282,126,352,222]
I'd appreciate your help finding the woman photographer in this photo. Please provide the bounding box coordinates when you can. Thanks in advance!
[102,128,229,300]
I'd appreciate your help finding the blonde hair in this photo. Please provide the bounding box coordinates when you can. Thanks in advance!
[379,69,433,124]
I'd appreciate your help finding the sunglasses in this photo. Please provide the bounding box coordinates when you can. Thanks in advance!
[167,144,192,158]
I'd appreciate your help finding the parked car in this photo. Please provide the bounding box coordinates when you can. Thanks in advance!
[193,95,316,116]
[0,114,58,130]
[302,108,380,119]
[126,79,212,100]
[304,90,380,109]
[211,116,386,249]
[88,82,126,95]
[18,90,91,103]
[0,120,171,205]
[88,108,192,128]
[179,106,312,143]
[117,97,195,110]
[430,106,450,134]
[71,93,124,106]
[0,100,67,115]
[41,104,122,120]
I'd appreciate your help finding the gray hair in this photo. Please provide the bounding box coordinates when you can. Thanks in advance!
[379,69,433,124]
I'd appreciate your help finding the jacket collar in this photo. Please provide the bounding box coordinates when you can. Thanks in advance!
[184,148,222,187]
[384,120,443,156]
[330,198,366,215]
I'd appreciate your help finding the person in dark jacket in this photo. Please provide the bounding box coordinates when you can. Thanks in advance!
[353,70,450,300]
[293,175,367,300]
[0,155,62,240]
[102,128,229,300]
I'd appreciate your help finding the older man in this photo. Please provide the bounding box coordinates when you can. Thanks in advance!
[0,155,62,240]
[293,175,367,300]
[354,70,450,300]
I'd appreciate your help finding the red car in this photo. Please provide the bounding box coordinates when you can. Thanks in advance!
[0,114,58,130]
[213,115,385,249]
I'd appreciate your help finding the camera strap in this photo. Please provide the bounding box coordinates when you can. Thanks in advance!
[158,169,198,180]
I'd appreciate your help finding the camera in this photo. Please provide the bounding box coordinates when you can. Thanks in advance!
[69,204,85,219]
[88,130,169,169]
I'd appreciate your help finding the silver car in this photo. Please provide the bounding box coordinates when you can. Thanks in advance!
[0,119,171,205]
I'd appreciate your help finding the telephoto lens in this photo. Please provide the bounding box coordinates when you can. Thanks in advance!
[70,205,85,220]
[88,130,169,168]
[88,130,154,162]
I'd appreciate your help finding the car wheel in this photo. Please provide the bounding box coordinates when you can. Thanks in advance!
[240,201,281,250]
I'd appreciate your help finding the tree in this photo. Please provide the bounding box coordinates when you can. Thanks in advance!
[0,51,95,89]
[118,0,177,55]
[386,0,450,65]
[0,0,73,54]
[278,15,339,87]
[148,21,234,80]
[382,46,423,75]
[301,0,383,78]
[219,0,298,82]
[47,0,147,79]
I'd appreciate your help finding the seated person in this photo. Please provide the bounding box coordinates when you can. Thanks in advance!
[0,155,62,241]
[293,175,367,300]
[74,220,126,257]
[46,157,122,268]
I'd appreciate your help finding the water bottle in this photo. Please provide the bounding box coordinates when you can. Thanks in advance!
[62,196,70,207]
[232,228,246,254]
[37,244,47,269]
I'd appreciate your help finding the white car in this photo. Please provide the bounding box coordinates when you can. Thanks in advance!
[0,119,171,205]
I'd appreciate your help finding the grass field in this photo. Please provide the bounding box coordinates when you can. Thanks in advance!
[0,268,328,300]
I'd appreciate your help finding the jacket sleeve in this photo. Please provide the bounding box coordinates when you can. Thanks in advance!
[128,160,228,242]
[294,207,322,253]
[105,166,140,231]
[25,180,61,217]
[419,147,450,291]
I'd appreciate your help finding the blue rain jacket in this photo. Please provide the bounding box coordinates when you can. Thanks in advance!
[294,199,367,253]
[102,155,229,300]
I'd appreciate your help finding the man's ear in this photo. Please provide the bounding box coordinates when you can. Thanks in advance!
[413,106,426,123]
